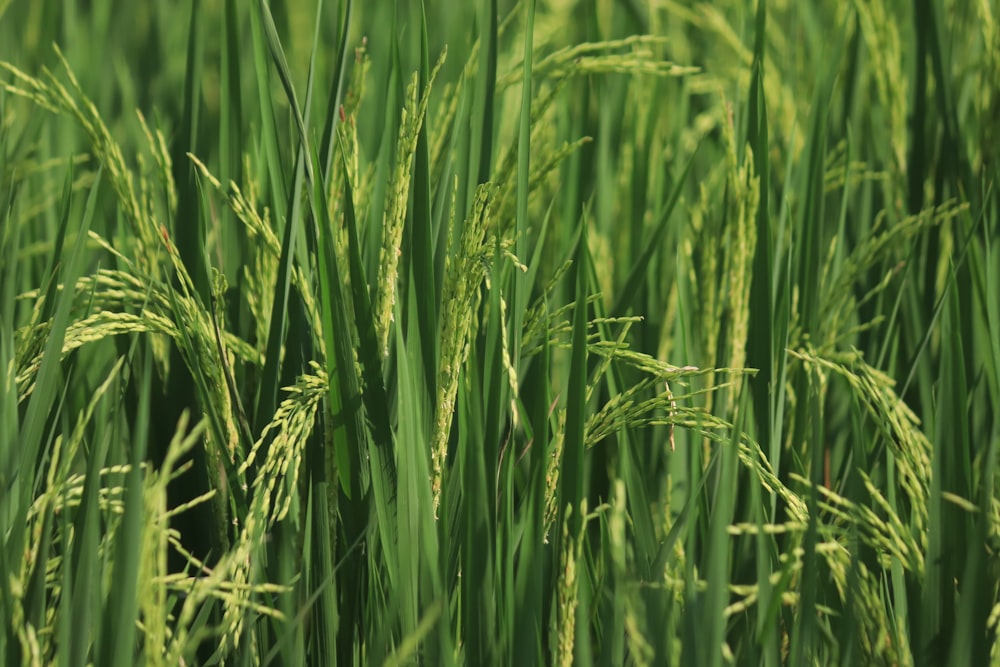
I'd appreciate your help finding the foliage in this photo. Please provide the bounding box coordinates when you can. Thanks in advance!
[1,0,998,664]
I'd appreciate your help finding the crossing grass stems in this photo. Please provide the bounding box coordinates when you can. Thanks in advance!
[1,0,999,664]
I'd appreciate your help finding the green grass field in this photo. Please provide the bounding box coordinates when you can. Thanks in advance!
[2,0,998,664]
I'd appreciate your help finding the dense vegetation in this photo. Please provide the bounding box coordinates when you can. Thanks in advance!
[1,0,998,664]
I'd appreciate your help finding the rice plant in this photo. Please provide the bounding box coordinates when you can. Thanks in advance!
[1,0,998,665]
